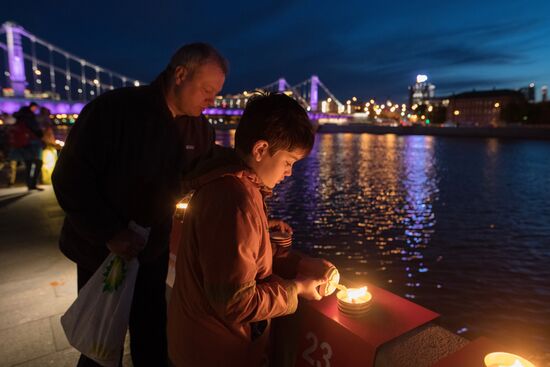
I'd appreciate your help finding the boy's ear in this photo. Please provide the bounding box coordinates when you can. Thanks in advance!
[252,140,270,162]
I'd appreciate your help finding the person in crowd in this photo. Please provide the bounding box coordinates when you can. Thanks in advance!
[36,107,56,146]
[10,102,44,190]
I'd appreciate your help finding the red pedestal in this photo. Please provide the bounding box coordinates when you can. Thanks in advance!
[431,337,503,367]
[291,284,439,367]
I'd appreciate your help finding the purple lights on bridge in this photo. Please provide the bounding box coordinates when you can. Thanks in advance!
[0,98,85,114]
[203,108,243,116]
[1,100,350,123]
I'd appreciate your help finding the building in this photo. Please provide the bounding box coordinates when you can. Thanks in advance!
[518,83,536,103]
[542,86,548,102]
[446,89,526,127]
[408,75,435,107]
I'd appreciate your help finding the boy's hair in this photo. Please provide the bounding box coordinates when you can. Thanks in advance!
[235,92,315,156]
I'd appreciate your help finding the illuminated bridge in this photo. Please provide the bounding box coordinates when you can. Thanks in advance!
[0,21,351,121]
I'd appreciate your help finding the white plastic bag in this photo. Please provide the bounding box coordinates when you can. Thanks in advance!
[61,221,149,367]
[61,253,138,366]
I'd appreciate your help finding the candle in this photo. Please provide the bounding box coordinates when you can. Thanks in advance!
[484,352,535,367]
[175,201,189,221]
[336,285,373,317]
[176,202,188,210]
[340,286,371,304]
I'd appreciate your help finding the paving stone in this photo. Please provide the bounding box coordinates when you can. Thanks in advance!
[49,314,70,351]
[12,348,79,367]
[0,318,55,367]
[0,280,75,331]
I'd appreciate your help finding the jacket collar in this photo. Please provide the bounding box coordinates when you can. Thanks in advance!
[182,148,272,198]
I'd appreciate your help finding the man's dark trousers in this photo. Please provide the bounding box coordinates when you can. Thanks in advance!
[75,250,169,367]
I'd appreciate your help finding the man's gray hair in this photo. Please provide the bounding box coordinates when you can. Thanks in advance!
[167,43,229,77]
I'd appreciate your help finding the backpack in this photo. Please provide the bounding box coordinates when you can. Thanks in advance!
[8,121,32,149]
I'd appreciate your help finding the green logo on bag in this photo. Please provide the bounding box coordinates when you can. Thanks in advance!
[102,256,127,293]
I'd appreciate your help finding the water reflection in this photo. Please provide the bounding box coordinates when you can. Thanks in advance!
[400,136,437,299]
[265,133,440,295]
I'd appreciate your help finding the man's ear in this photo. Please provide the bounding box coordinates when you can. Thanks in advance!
[174,66,188,86]
[251,140,270,162]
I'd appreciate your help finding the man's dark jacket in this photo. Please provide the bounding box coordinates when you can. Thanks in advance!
[52,73,215,271]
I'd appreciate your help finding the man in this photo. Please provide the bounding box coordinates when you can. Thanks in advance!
[168,93,333,366]
[52,43,227,367]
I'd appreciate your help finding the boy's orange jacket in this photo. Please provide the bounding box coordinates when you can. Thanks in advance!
[168,153,299,367]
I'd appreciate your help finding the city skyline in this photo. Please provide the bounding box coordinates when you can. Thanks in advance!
[2,0,550,102]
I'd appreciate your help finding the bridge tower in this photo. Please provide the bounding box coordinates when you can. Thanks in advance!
[4,22,27,97]
[310,75,319,112]
[278,78,286,93]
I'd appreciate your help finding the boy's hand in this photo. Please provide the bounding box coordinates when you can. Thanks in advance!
[107,229,146,261]
[268,219,293,234]
[295,275,326,301]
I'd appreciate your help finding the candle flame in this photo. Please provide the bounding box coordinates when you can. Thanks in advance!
[502,360,524,367]
[484,352,535,367]
[346,286,368,299]
[176,202,188,210]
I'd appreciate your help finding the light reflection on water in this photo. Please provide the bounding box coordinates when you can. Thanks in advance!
[216,131,550,364]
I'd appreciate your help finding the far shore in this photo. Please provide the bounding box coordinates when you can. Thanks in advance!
[214,122,550,140]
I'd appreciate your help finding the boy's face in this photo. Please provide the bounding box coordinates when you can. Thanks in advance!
[254,146,307,189]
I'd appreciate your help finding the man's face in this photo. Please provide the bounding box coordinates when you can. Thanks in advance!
[171,62,225,117]
[254,146,307,189]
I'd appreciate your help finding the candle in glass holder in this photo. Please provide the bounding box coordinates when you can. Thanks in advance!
[484,352,535,367]
[339,286,371,304]
[336,286,373,316]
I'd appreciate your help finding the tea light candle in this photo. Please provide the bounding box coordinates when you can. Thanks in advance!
[484,352,535,367]
[339,286,371,304]
[176,202,188,210]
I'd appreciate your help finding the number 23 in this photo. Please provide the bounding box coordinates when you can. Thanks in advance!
[302,332,333,367]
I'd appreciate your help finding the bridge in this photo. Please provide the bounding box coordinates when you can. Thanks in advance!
[0,21,351,121]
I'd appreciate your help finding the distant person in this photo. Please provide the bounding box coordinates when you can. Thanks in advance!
[52,43,228,367]
[168,93,333,367]
[9,102,44,190]
[36,107,58,184]
[36,107,56,147]
[0,113,14,181]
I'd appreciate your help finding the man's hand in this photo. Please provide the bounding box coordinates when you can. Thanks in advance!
[294,275,327,301]
[298,257,334,279]
[107,229,146,261]
[268,219,293,234]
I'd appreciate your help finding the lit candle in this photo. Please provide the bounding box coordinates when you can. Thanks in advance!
[484,352,535,367]
[345,286,368,302]
[336,285,373,316]
[175,201,189,221]
[337,286,372,305]
[176,202,188,210]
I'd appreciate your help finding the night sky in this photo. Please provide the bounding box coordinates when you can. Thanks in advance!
[3,0,550,102]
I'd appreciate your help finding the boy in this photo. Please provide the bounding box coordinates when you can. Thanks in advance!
[168,93,331,366]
